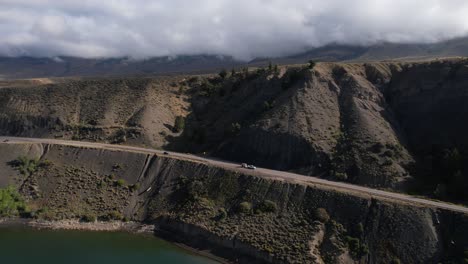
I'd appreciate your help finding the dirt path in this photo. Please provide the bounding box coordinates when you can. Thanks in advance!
[1,136,467,214]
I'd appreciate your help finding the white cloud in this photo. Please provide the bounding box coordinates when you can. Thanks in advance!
[0,0,467,60]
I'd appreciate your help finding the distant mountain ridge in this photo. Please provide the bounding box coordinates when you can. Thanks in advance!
[1,37,467,79]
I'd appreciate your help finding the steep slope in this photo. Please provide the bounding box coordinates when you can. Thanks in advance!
[0,77,189,148]
[1,59,468,202]
[0,142,467,264]
[180,63,413,189]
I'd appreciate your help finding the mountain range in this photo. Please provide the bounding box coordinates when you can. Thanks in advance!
[0,37,467,79]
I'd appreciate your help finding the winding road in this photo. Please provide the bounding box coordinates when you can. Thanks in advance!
[1,136,467,214]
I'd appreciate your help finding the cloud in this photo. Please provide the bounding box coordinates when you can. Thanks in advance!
[0,0,467,60]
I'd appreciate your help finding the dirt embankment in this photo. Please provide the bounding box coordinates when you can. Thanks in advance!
[0,143,467,264]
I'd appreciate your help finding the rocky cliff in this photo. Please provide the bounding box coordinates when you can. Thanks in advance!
[1,59,468,202]
[0,143,467,263]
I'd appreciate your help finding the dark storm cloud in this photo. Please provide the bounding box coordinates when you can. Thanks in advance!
[0,0,467,60]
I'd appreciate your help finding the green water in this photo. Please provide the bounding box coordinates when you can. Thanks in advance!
[0,228,218,264]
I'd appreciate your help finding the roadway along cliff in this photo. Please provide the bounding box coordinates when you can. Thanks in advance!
[2,136,467,214]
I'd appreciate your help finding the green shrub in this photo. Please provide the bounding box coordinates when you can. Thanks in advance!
[334,171,348,181]
[10,156,42,176]
[259,200,277,213]
[345,236,369,259]
[173,116,185,133]
[129,183,140,192]
[115,179,126,187]
[314,208,330,223]
[101,211,123,221]
[238,202,252,214]
[390,258,401,264]
[0,186,26,217]
[81,213,96,223]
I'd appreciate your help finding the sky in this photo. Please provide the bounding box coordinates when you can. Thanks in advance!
[1,0,468,60]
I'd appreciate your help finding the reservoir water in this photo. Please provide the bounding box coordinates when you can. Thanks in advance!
[0,228,218,264]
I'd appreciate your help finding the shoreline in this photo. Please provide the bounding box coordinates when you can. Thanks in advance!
[0,218,229,264]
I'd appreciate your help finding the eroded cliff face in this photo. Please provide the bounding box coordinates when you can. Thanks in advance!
[1,143,467,264]
[1,59,468,198]
[0,77,189,147]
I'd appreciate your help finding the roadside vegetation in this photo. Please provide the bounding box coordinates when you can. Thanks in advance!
[8,156,52,176]
[0,186,27,217]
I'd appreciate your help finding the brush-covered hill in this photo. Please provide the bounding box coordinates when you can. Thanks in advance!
[1,58,468,203]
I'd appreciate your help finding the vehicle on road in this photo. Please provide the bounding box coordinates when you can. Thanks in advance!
[241,163,256,170]
[2,139,9,143]
[163,151,169,155]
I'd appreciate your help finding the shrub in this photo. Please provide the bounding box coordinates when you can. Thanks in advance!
[259,200,277,213]
[334,171,348,181]
[102,211,123,221]
[10,156,41,176]
[314,208,330,223]
[112,129,127,144]
[219,69,228,79]
[383,150,394,157]
[238,202,252,214]
[390,258,401,264]
[129,183,140,192]
[217,208,227,220]
[173,116,185,133]
[81,213,96,223]
[281,68,304,90]
[383,158,393,166]
[263,100,275,111]
[357,222,364,234]
[115,179,126,187]
[370,142,384,153]
[345,236,369,259]
[231,123,241,135]
[0,186,26,217]
[308,60,316,69]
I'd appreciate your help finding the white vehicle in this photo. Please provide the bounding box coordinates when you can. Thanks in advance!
[241,163,248,168]
[247,165,256,170]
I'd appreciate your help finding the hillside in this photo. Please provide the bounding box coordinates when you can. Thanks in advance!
[1,59,468,203]
[0,142,467,263]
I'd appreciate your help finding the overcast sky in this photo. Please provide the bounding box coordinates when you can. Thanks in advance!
[1,0,468,60]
